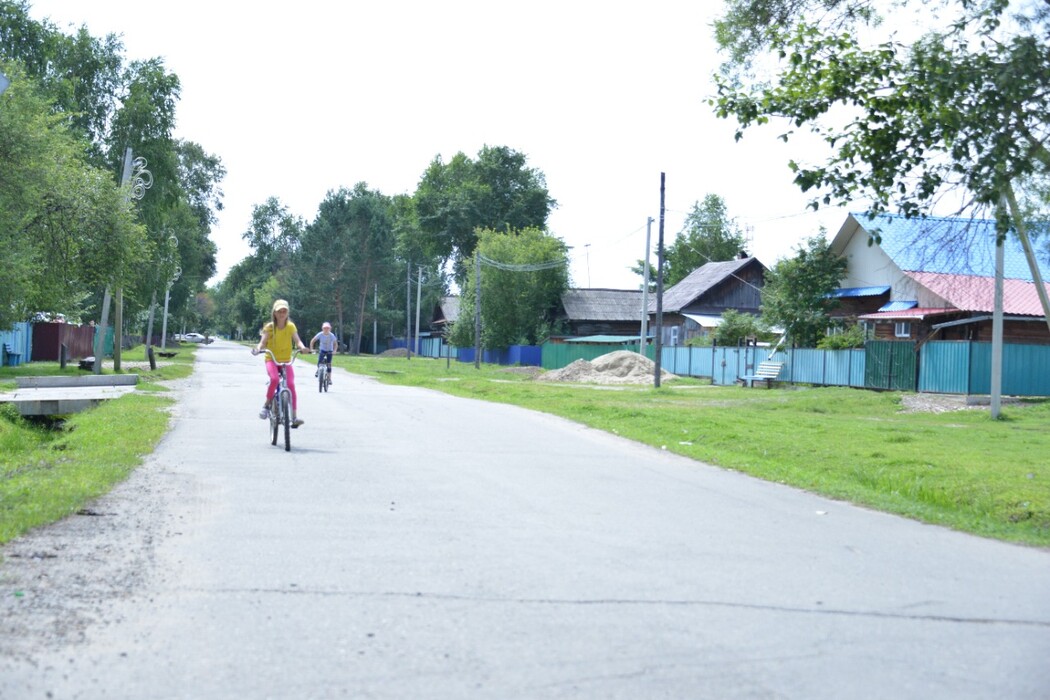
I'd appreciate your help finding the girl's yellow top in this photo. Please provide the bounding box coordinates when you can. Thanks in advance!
[262,321,297,363]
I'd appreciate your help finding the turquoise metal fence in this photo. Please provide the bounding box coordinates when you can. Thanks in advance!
[0,322,31,366]
[538,339,1050,396]
[920,340,1050,396]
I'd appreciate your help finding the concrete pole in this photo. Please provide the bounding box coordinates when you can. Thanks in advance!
[654,174,666,387]
[414,265,423,356]
[640,217,653,356]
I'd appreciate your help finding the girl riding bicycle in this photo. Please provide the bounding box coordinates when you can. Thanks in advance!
[252,299,310,427]
[310,321,338,384]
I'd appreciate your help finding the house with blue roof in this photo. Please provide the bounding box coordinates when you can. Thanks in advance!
[830,213,1050,344]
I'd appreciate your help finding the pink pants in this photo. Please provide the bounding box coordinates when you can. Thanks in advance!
[265,361,297,411]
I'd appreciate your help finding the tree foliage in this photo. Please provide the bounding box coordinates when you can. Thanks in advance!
[760,233,847,347]
[0,2,225,333]
[714,308,768,346]
[450,228,569,350]
[295,184,397,354]
[713,0,1050,329]
[666,194,748,286]
[414,145,556,282]
[713,0,1050,221]
[0,61,145,327]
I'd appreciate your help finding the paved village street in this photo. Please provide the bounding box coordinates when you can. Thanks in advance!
[1,340,1048,699]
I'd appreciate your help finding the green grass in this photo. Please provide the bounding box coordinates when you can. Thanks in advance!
[0,345,194,545]
[331,353,1050,548]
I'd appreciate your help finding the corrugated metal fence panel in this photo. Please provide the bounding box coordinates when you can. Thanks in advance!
[541,342,631,369]
[1004,343,1050,396]
[864,340,917,390]
[919,341,973,393]
[787,348,863,386]
[963,342,1050,397]
[0,322,32,365]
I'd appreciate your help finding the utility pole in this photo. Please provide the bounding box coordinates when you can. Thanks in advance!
[373,283,378,355]
[414,265,423,356]
[474,252,482,369]
[654,173,666,387]
[640,217,653,356]
[405,262,412,360]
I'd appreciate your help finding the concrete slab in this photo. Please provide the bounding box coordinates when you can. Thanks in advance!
[16,375,139,388]
[0,385,137,415]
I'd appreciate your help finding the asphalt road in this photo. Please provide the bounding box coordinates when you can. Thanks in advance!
[1,339,1048,699]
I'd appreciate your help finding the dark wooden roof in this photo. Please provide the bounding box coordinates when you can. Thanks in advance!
[432,296,460,326]
[561,288,643,321]
[655,258,762,313]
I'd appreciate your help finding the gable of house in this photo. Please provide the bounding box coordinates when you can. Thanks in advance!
[431,296,461,331]
[654,257,765,315]
[833,213,1050,342]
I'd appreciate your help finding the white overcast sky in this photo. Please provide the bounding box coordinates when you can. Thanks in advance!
[27,0,855,290]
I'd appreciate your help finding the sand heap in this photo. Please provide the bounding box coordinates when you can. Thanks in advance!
[536,350,677,385]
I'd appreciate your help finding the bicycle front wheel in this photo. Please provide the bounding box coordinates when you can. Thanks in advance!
[281,390,291,452]
[270,396,279,445]
[318,367,324,393]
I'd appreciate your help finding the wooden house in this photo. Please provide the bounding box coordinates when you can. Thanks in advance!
[830,213,1050,344]
[648,256,767,345]
[429,296,461,336]
[555,288,644,339]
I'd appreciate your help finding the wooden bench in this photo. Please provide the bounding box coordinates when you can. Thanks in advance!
[2,343,22,366]
[738,361,783,388]
[79,356,96,371]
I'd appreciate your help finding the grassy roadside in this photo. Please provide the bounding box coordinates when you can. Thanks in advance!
[0,345,195,545]
[332,353,1050,548]
[2,346,1047,549]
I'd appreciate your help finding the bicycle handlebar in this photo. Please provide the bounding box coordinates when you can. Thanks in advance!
[254,348,305,365]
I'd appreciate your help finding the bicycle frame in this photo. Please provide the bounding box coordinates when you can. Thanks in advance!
[260,348,301,451]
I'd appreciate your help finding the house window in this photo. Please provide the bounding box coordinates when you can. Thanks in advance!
[670,326,679,346]
[894,321,911,338]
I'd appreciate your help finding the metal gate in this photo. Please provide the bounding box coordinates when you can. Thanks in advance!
[864,340,917,390]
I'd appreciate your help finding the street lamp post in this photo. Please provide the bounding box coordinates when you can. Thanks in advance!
[95,148,152,374]
[161,235,180,350]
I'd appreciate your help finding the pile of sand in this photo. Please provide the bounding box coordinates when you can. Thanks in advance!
[536,350,677,385]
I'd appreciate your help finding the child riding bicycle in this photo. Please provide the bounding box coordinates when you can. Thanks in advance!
[310,321,338,384]
[252,299,310,427]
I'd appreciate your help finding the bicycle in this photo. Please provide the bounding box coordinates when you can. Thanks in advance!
[254,348,302,452]
[317,359,331,393]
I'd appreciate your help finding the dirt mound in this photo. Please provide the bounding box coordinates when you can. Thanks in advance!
[537,350,676,385]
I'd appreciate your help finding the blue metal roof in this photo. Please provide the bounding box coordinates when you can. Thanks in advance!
[830,286,890,298]
[852,213,1050,282]
[878,300,918,312]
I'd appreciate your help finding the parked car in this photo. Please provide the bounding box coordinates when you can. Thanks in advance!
[183,332,207,343]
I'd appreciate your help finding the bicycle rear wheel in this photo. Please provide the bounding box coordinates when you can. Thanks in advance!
[280,390,291,452]
[323,366,330,392]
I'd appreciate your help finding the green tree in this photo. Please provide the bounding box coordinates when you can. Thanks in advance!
[760,233,847,348]
[667,194,748,286]
[713,308,767,346]
[712,0,1050,329]
[414,145,556,282]
[294,183,397,354]
[0,1,124,162]
[450,228,569,350]
[0,61,145,327]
